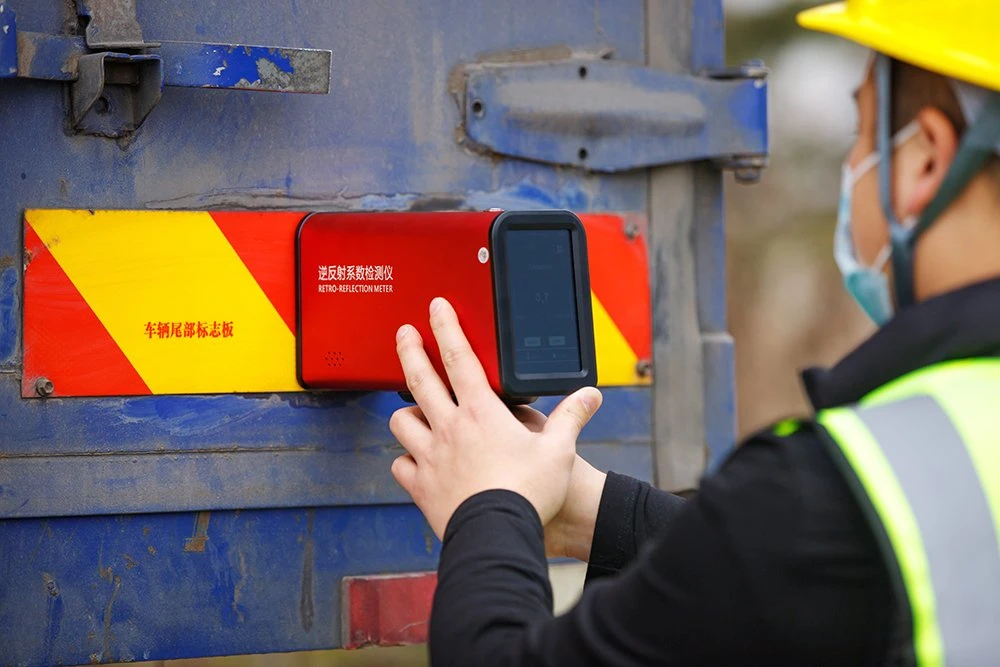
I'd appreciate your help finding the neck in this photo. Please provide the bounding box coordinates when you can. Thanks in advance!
[914,170,1000,301]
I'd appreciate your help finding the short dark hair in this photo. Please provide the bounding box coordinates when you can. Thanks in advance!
[890,59,1000,177]
[890,59,968,135]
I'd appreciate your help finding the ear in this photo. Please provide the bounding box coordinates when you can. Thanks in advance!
[901,107,960,219]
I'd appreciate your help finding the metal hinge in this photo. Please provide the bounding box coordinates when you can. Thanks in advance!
[0,0,332,138]
[454,52,769,183]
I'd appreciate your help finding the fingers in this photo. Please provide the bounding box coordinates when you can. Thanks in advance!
[512,405,547,433]
[428,298,491,403]
[391,454,418,496]
[396,324,453,423]
[389,406,433,459]
[544,387,603,442]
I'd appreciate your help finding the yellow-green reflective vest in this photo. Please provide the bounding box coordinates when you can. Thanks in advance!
[813,358,1000,667]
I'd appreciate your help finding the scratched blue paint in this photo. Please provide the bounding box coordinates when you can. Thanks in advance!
[464,60,768,172]
[0,387,652,518]
[0,506,444,664]
[0,3,16,78]
[0,0,738,663]
[0,266,16,365]
[161,43,295,89]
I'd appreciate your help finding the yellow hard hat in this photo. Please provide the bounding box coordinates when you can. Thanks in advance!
[797,0,1000,93]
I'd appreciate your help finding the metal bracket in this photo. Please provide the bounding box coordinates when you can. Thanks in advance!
[72,52,162,137]
[457,56,769,181]
[0,2,332,137]
[75,0,145,50]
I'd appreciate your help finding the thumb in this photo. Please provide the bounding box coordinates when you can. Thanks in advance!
[391,454,419,498]
[544,387,602,441]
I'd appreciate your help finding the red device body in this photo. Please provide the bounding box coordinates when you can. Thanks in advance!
[297,211,504,394]
[296,209,597,400]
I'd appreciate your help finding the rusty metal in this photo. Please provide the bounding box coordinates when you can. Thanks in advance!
[72,51,163,138]
[4,2,332,137]
[183,511,211,552]
[74,0,145,50]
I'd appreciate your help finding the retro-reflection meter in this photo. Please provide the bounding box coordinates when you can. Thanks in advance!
[296,210,597,401]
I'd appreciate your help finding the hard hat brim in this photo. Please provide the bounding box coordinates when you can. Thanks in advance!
[797,2,1000,93]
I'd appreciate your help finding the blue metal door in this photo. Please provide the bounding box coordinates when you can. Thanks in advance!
[0,2,766,664]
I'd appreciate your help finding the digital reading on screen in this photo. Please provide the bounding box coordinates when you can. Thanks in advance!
[505,229,582,376]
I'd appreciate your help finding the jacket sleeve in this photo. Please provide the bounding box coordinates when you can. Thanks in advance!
[428,423,895,667]
[584,470,687,583]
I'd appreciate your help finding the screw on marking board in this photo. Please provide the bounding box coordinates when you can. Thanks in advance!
[35,377,54,397]
[471,98,485,118]
[624,221,640,240]
[478,247,489,264]
[636,359,652,378]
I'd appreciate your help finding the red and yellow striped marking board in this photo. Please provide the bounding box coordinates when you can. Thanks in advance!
[22,210,651,397]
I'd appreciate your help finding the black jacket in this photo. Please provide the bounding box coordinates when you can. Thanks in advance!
[429,277,1000,666]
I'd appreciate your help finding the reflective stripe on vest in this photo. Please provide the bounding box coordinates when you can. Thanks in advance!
[816,359,1000,667]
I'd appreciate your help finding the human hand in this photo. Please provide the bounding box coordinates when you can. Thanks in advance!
[508,409,608,561]
[389,297,603,540]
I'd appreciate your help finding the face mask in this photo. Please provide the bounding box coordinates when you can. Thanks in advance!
[834,121,920,325]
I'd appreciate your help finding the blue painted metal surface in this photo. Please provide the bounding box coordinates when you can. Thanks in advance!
[0,3,16,78]
[158,42,332,93]
[0,265,16,367]
[0,386,652,518]
[0,0,754,663]
[13,32,333,94]
[692,0,740,470]
[0,505,442,665]
[0,1,656,663]
[462,59,768,172]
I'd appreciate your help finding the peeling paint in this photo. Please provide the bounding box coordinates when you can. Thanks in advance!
[232,551,247,623]
[183,511,211,552]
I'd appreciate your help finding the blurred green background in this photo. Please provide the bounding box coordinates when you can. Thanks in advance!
[97,2,876,665]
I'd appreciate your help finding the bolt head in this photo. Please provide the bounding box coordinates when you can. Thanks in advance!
[35,377,54,397]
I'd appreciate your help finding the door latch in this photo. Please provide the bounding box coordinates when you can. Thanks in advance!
[0,1,332,138]
[455,51,769,182]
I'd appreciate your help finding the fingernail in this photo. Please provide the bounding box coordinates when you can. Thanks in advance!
[430,297,445,315]
[397,325,412,342]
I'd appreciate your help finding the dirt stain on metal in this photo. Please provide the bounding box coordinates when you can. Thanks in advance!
[299,509,315,632]
[102,574,122,661]
[123,554,138,570]
[232,551,248,624]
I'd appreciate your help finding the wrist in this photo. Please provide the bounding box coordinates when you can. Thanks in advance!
[561,461,607,562]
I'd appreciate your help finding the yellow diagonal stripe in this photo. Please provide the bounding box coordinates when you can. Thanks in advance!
[27,209,300,394]
[591,292,648,386]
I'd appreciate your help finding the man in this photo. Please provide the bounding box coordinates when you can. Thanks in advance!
[389,1,1000,664]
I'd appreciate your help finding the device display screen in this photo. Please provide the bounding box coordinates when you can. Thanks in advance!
[505,229,582,376]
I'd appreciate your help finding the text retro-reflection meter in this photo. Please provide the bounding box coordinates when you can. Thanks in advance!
[296,210,597,401]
